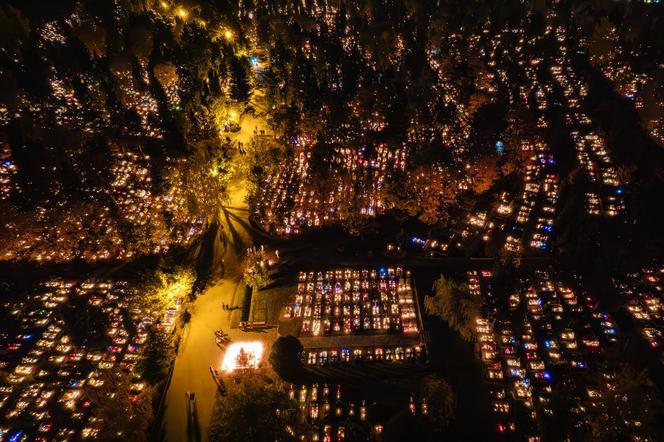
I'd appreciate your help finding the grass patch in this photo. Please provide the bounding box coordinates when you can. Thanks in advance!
[249,283,295,326]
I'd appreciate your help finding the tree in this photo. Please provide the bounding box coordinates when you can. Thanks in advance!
[167,147,232,225]
[422,375,455,432]
[60,294,110,349]
[180,308,192,325]
[308,132,335,183]
[139,266,196,314]
[84,369,153,441]
[242,247,273,290]
[587,365,664,441]
[383,413,427,442]
[387,170,420,219]
[418,171,448,226]
[208,375,299,442]
[470,155,499,194]
[230,55,251,103]
[136,326,173,384]
[0,5,30,59]
[337,194,372,237]
[615,164,637,186]
[424,275,480,341]
[269,335,304,380]
[491,255,521,300]
[588,18,617,67]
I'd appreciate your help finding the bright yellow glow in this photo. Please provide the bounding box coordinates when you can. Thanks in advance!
[229,110,238,120]
[160,1,169,9]
[223,29,234,41]
[221,342,264,372]
[176,7,188,19]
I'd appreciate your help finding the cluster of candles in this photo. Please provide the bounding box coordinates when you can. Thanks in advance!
[472,270,622,437]
[1,278,158,440]
[255,145,407,236]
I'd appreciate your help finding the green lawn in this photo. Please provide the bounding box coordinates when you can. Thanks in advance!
[249,283,295,327]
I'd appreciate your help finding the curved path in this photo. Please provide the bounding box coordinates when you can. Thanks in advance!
[161,100,274,440]
[160,176,252,442]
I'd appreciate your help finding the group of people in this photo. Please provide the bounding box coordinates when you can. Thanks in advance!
[235,126,269,156]
[214,329,231,349]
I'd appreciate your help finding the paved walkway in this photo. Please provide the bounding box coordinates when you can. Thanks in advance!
[160,156,262,441]
[161,80,276,440]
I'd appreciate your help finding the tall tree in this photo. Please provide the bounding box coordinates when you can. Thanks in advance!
[269,335,304,380]
[84,369,153,441]
[587,365,664,441]
[208,375,299,442]
[425,275,480,341]
[422,375,455,432]
[137,326,173,384]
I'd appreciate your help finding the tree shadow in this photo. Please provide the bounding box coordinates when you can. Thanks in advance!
[223,209,274,241]
[221,205,249,212]
[222,208,246,254]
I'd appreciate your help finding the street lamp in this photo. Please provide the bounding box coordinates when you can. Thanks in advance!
[176,7,188,20]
